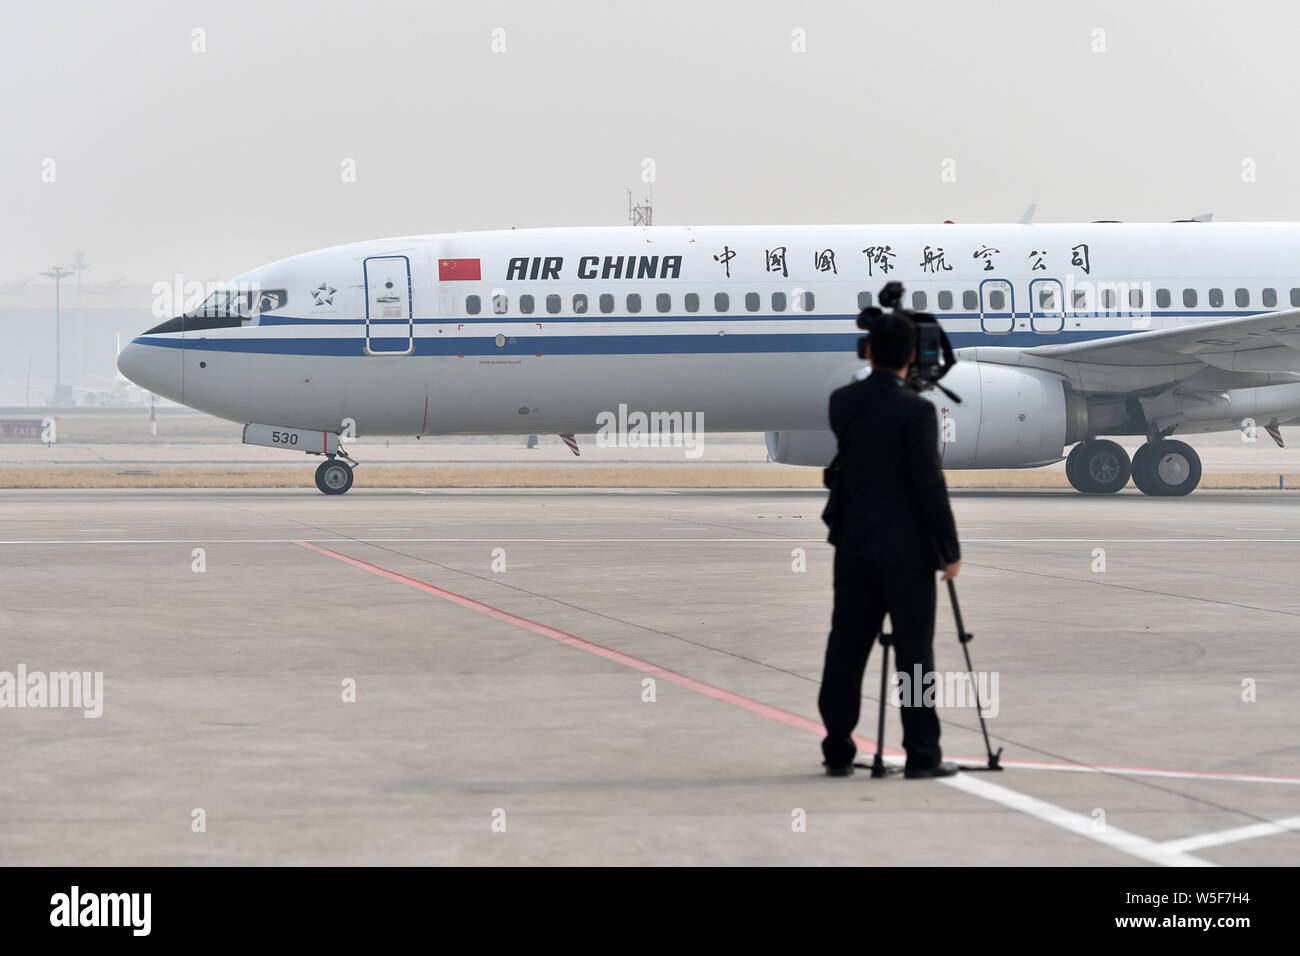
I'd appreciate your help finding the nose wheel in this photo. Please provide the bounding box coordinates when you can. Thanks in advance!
[314,457,355,495]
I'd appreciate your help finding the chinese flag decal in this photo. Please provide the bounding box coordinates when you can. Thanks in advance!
[438,258,481,281]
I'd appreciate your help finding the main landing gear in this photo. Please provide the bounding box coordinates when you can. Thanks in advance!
[1065,438,1202,496]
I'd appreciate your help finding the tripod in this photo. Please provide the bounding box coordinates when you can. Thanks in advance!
[868,579,1003,776]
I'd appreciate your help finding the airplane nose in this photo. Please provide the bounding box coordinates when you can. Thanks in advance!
[117,337,183,402]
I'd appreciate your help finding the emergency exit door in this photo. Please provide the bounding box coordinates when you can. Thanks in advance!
[1030,278,1065,333]
[979,278,1014,334]
[363,256,414,355]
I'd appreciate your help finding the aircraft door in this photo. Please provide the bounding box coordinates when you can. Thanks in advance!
[363,256,414,355]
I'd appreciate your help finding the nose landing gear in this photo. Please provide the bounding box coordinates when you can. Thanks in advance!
[242,422,361,495]
[315,455,355,495]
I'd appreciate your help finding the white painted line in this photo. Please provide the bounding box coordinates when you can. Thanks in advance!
[407,488,682,495]
[0,537,830,545]
[963,538,1300,543]
[1155,814,1300,855]
[972,759,1300,786]
[941,773,1214,867]
[9,535,1300,546]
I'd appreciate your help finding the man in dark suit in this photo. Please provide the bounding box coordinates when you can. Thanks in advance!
[818,309,962,778]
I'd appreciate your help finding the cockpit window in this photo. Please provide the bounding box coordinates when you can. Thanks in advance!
[190,288,287,318]
[143,286,287,335]
[256,290,288,312]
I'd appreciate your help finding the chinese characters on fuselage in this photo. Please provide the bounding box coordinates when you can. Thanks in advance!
[500,243,1096,281]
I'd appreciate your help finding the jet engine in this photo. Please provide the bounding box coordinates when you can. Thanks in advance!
[764,362,1083,469]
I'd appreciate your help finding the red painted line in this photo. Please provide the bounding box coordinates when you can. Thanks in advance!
[292,540,1300,785]
[293,540,896,756]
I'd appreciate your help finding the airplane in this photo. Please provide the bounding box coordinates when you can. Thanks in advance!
[116,221,1300,495]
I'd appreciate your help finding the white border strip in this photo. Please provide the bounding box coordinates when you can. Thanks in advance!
[1156,815,1300,855]
[942,773,1215,867]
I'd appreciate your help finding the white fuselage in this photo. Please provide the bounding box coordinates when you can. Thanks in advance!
[117,222,1300,467]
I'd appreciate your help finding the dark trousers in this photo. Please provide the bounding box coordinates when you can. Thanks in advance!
[818,550,942,769]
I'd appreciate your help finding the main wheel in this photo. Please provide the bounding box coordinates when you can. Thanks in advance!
[315,458,354,495]
[1064,442,1085,488]
[1067,439,1131,494]
[1131,440,1201,496]
[1130,442,1159,495]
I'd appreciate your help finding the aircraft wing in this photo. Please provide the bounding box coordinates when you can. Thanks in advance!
[966,308,1300,395]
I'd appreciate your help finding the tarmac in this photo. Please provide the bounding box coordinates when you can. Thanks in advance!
[1,486,1298,865]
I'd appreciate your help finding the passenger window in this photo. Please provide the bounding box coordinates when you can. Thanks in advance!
[492,294,508,314]
[1183,288,1197,308]
[988,290,1005,311]
[1156,288,1171,309]
[546,294,560,315]
[684,293,699,313]
[963,290,977,310]
[572,293,588,314]
[656,293,671,313]
[938,290,953,310]
[802,291,815,311]
[1235,288,1249,308]
[1072,289,1087,311]
[1101,289,1116,309]
[1129,288,1143,309]
[599,293,614,314]
[466,295,481,315]
[714,293,729,312]
[912,291,927,310]
[1039,287,1056,311]
[772,292,787,312]
[745,292,761,312]
[519,294,534,315]
[626,293,641,314]
[1263,288,1277,308]
[1209,288,1223,308]
[858,291,873,310]
[1292,288,1300,307]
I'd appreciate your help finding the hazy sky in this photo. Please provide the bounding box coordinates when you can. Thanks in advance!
[5,0,1300,286]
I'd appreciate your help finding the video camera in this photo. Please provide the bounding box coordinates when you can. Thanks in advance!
[856,281,962,403]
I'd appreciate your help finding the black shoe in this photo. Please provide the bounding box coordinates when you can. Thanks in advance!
[824,762,855,777]
[903,760,959,779]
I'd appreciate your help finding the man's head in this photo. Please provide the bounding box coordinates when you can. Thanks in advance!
[863,310,917,375]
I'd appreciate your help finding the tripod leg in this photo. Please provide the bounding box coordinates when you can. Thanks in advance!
[870,634,891,778]
[947,581,1003,771]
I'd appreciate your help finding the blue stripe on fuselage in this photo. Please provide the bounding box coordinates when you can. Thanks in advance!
[134,310,1263,357]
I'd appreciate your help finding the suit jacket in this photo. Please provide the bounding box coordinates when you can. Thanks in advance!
[822,371,961,570]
